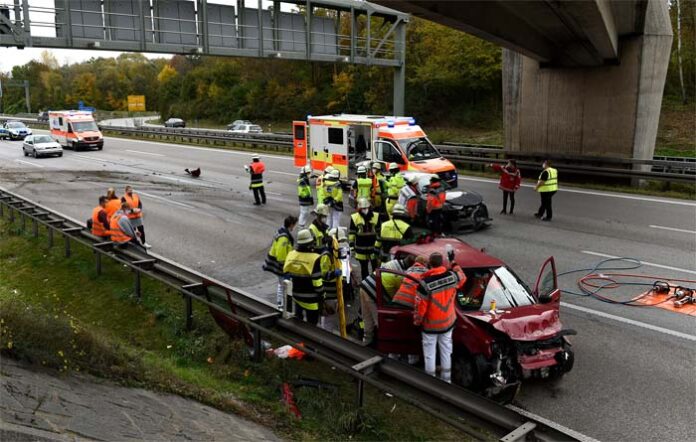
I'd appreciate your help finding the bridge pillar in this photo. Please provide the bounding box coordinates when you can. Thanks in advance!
[503,0,672,161]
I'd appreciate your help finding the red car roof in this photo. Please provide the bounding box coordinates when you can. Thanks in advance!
[394,237,504,268]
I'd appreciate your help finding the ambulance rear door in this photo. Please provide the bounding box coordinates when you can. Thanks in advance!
[49,113,66,147]
[326,124,348,180]
[292,121,307,167]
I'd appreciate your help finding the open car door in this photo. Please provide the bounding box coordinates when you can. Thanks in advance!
[375,269,422,355]
[293,121,307,167]
[533,256,560,304]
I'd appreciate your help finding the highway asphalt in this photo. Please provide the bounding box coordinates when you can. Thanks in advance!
[1,133,694,441]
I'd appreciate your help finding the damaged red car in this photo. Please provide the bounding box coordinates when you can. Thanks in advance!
[374,237,576,401]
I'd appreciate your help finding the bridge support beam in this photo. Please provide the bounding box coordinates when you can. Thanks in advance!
[503,0,672,161]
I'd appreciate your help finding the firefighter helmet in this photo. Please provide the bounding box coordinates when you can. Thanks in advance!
[330,169,340,179]
[313,204,330,217]
[389,162,399,172]
[357,165,367,174]
[357,198,371,209]
[391,204,407,216]
[301,165,312,174]
[297,229,314,245]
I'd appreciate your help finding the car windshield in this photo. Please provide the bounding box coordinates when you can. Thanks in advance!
[73,121,98,132]
[249,125,262,131]
[401,137,442,161]
[7,122,26,128]
[33,135,52,143]
[457,267,535,310]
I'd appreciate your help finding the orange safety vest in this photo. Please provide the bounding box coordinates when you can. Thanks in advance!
[109,213,132,244]
[392,262,428,308]
[416,265,466,333]
[426,183,446,213]
[105,198,121,220]
[91,206,109,237]
[122,193,142,219]
[250,161,266,174]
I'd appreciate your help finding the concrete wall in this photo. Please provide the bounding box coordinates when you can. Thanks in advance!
[503,0,672,160]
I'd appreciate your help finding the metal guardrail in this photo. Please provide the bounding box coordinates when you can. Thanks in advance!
[0,186,585,442]
[4,116,694,184]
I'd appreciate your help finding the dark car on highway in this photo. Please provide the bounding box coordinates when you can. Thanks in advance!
[164,118,186,128]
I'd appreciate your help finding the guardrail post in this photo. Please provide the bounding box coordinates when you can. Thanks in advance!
[64,235,71,257]
[20,213,26,232]
[8,207,13,222]
[32,219,38,238]
[351,356,383,408]
[185,296,193,330]
[249,312,281,362]
[181,283,204,331]
[134,269,141,299]
[95,251,102,275]
[48,227,53,247]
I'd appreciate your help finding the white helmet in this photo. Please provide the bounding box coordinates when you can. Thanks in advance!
[389,162,399,172]
[408,175,420,185]
[391,204,407,216]
[330,169,340,179]
[301,165,312,174]
[357,165,367,174]
[357,198,371,209]
[324,165,335,175]
[252,155,260,161]
[313,204,330,217]
[371,162,382,171]
[296,229,314,245]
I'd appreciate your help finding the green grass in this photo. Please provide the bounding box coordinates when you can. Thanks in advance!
[655,98,696,158]
[0,219,471,441]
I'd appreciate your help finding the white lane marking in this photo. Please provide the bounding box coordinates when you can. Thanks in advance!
[506,404,600,442]
[649,224,696,235]
[265,191,283,196]
[156,175,216,187]
[458,176,696,207]
[561,302,696,343]
[125,149,164,157]
[581,250,696,275]
[137,191,196,209]
[268,170,296,176]
[72,153,104,163]
[14,159,45,168]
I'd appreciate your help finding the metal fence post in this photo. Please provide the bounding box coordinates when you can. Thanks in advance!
[134,269,141,300]
[64,235,70,257]
[32,219,38,238]
[185,295,193,330]
[48,227,53,247]
[95,251,102,275]
[20,213,25,231]
[9,207,14,222]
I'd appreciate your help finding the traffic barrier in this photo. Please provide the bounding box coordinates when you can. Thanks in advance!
[0,186,585,442]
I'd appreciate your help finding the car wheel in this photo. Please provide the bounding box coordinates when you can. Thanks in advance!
[452,352,483,391]
[58,153,63,157]
[98,146,103,151]
[23,149,28,157]
[32,149,38,158]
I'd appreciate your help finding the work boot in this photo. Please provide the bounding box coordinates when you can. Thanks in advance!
[499,209,506,215]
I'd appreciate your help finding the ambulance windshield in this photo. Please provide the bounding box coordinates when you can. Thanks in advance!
[72,121,98,132]
[402,138,441,161]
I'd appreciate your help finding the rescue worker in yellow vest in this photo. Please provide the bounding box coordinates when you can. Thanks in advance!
[283,229,326,325]
[263,215,298,309]
[414,251,466,383]
[109,202,143,248]
[358,255,415,345]
[89,196,111,240]
[316,165,333,207]
[351,166,372,202]
[323,169,343,229]
[309,204,330,252]
[246,155,266,205]
[370,162,387,216]
[385,163,406,215]
[320,227,347,330]
[122,185,151,249]
[297,165,314,229]
[534,159,558,222]
[375,204,413,262]
[349,198,380,279]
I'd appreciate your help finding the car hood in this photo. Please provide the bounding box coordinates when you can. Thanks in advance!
[76,130,101,137]
[35,142,61,148]
[445,189,483,207]
[462,303,562,341]
[9,127,30,132]
[409,157,454,174]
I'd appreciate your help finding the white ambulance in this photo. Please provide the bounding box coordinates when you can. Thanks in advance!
[292,114,457,187]
[49,111,104,151]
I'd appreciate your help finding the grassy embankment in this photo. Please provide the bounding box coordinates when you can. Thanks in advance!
[0,219,468,441]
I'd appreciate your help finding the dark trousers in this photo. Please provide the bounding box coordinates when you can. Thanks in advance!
[252,186,266,205]
[359,259,379,280]
[427,209,444,234]
[135,225,145,243]
[294,302,320,325]
[502,191,515,213]
[537,191,556,220]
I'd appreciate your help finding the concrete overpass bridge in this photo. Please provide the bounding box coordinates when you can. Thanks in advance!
[375,0,673,162]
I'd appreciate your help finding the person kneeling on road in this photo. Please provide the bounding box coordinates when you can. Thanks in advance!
[263,215,298,309]
[283,229,325,325]
[109,202,145,249]
[358,255,415,346]
[414,251,466,383]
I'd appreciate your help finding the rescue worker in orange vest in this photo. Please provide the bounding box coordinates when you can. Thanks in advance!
[414,250,467,383]
[246,155,266,205]
[425,175,447,234]
[392,255,428,309]
[109,202,143,248]
[89,196,110,239]
[398,175,421,221]
[104,188,121,221]
[122,185,151,249]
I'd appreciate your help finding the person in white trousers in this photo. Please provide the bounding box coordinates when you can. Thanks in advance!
[297,165,314,229]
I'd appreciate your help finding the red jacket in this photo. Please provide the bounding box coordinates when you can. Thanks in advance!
[492,164,521,192]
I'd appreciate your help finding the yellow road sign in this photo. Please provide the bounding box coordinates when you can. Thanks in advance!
[127,95,146,112]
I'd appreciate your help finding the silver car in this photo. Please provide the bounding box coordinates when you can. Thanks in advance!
[23,134,63,158]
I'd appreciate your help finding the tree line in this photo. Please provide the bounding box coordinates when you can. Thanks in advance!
[1,5,693,126]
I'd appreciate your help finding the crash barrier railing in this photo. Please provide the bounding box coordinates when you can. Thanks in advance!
[0,186,584,442]
[5,116,694,184]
